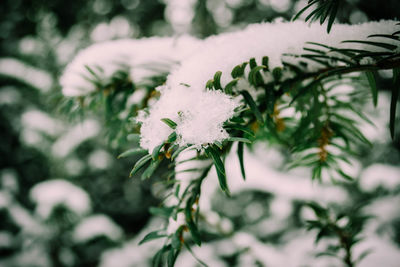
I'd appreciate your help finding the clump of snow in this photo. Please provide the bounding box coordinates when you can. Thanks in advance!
[224,143,348,202]
[1,169,19,193]
[168,20,399,91]
[60,36,201,96]
[0,191,11,208]
[88,149,113,170]
[52,119,100,158]
[354,235,400,267]
[364,196,400,231]
[359,164,400,191]
[73,214,123,243]
[22,109,64,137]
[0,58,52,93]
[137,85,239,151]
[30,179,91,219]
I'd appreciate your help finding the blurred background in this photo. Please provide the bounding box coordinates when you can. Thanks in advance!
[0,0,399,266]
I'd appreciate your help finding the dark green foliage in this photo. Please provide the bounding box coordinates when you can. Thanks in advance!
[391,68,400,138]
[139,230,167,245]
[292,0,341,33]
[304,202,373,267]
[130,154,152,177]
[206,146,229,195]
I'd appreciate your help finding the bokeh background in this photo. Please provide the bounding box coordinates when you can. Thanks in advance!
[1,0,400,266]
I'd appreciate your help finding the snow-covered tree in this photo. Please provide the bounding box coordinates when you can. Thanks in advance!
[59,1,400,266]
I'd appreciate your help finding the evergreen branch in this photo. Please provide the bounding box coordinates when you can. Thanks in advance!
[292,0,342,33]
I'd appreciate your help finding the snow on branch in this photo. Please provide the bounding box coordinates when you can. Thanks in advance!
[60,20,399,152]
[139,20,399,151]
[60,36,201,96]
[169,20,399,88]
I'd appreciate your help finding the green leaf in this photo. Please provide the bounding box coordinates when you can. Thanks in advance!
[84,65,101,80]
[341,40,397,51]
[167,132,177,143]
[141,160,160,180]
[214,140,223,150]
[206,146,230,195]
[130,154,152,177]
[149,206,174,218]
[167,248,179,267]
[249,58,257,69]
[241,91,264,124]
[368,34,399,41]
[161,118,177,129]
[248,65,266,85]
[237,142,246,180]
[152,144,164,160]
[206,79,214,89]
[153,245,170,267]
[118,148,147,158]
[337,169,353,181]
[315,226,331,244]
[327,0,339,33]
[306,201,328,219]
[262,56,269,70]
[224,123,255,136]
[292,0,319,21]
[224,78,240,94]
[174,184,181,198]
[272,67,282,81]
[312,165,322,180]
[265,86,275,115]
[226,137,252,143]
[138,230,166,245]
[305,2,328,23]
[231,62,248,78]
[319,0,333,25]
[213,71,222,90]
[365,71,378,107]
[185,203,202,246]
[390,68,400,139]
[171,226,184,249]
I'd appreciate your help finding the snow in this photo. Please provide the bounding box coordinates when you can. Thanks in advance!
[30,179,91,219]
[1,169,19,193]
[355,236,400,267]
[73,214,123,243]
[0,58,52,92]
[168,20,399,92]
[137,85,239,151]
[88,149,113,170]
[52,119,100,158]
[60,36,201,96]
[99,218,165,267]
[224,144,349,202]
[166,212,185,235]
[360,163,400,191]
[22,109,64,137]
